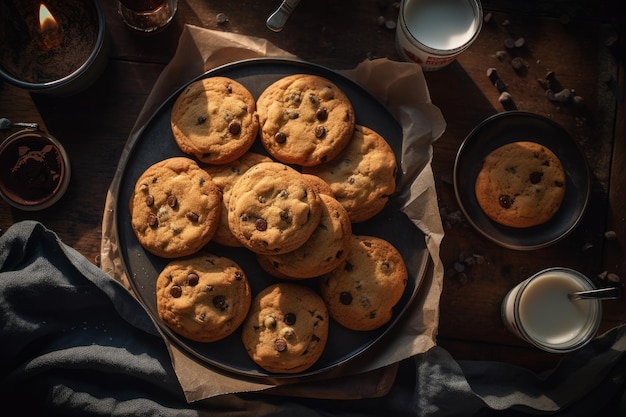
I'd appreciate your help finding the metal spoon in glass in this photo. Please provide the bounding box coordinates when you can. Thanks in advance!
[0,117,39,131]
[568,286,622,301]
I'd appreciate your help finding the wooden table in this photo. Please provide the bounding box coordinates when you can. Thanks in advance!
[1,0,624,373]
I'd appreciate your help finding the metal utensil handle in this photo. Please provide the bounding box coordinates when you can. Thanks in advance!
[569,286,622,301]
[266,0,301,32]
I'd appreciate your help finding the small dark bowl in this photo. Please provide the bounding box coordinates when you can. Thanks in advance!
[0,129,71,211]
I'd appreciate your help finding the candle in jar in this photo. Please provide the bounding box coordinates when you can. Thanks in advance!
[38,3,64,51]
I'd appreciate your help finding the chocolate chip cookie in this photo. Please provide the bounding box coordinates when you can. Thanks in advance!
[171,76,259,164]
[320,235,408,331]
[259,194,352,279]
[256,74,355,167]
[156,253,251,342]
[303,125,397,223]
[241,283,329,374]
[474,141,566,228]
[129,157,221,258]
[228,161,323,255]
[203,152,272,247]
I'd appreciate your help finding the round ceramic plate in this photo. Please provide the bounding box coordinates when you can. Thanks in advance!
[454,111,590,250]
[115,58,430,380]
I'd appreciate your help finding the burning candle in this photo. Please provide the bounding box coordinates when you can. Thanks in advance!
[38,3,65,51]
[0,0,108,96]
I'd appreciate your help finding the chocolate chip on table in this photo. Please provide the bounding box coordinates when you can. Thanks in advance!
[274,339,287,352]
[284,313,296,325]
[170,285,182,298]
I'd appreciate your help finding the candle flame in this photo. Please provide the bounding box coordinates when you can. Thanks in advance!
[39,4,58,31]
[38,3,64,51]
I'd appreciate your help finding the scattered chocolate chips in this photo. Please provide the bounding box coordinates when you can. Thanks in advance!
[147,213,158,227]
[186,211,199,222]
[255,218,268,231]
[315,125,326,138]
[145,194,154,206]
[167,195,177,208]
[529,171,543,184]
[284,313,296,325]
[274,131,287,144]
[340,291,353,305]
[274,339,287,352]
[213,295,227,311]
[228,120,241,135]
[170,285,182,298]
[187,272,199,286]
[316,107,328,121]
[499,195,513,209]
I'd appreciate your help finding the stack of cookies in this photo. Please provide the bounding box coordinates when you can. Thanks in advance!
[128,73,408,374]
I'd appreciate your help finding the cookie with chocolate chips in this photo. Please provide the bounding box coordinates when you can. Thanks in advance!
[129,157,221,258]
[320,235,408,331]
[241,283,329,374]
[303,125,397,223]
[259,193,352,279]
[227,161,323,255]
[256,74,355,167]
[156,253,251,342]
[474,141,566,228]
[203,152,272,247]
[171,76,259,164]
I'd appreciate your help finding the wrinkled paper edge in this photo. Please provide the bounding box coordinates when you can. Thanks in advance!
[100,24,446,402]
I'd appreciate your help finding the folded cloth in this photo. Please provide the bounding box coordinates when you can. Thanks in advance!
[2,220,626,416]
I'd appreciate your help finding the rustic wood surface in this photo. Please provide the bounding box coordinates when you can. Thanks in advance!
[1,0,624,373]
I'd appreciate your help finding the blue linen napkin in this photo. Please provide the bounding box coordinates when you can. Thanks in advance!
[1,220,625,416]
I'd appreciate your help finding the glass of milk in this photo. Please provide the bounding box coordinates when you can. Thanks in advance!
[501,267,602,353]
[396,0,483,71]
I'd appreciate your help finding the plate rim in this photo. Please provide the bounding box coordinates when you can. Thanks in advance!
[112,57,432,380]
[453,110,591,250]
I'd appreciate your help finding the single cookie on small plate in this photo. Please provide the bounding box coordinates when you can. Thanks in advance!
[320,235,408,331]
[474,141,566,228]
[129,157,221,258]
[259,194,352,279]
[228,161,323,255]
[241,283,329,374]
[256,74,355,167]
[203,152,272,247]
[303,125,397,223]
[171,76,259,165]
[156,253,251,343]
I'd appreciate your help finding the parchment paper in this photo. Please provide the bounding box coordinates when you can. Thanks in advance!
[100,25,446,402]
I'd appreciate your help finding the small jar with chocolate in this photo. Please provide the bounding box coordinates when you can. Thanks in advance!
[0,129,71,211]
